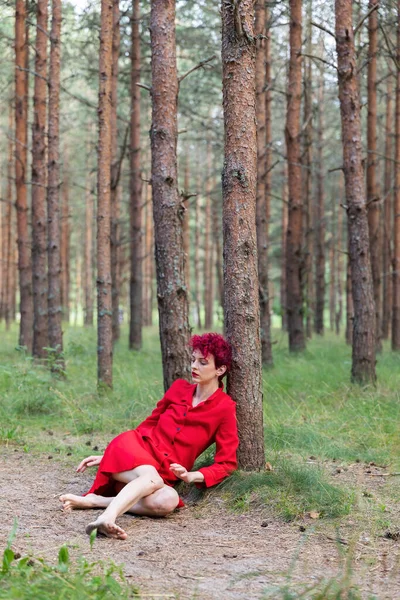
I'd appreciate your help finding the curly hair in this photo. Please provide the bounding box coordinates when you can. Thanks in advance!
[190,333,232,377]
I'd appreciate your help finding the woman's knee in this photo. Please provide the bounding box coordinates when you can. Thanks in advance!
[146,487,179,516]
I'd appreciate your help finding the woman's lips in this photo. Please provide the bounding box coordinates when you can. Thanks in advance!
[192,372,199,378]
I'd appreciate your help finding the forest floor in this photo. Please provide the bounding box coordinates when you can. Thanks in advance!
[1,446,400,600]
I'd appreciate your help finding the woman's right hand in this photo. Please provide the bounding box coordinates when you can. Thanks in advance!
[76,455,103,473]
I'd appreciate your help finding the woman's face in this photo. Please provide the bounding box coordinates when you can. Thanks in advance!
[191,349,226,385]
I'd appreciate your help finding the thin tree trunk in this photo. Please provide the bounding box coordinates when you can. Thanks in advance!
[303,0,313,339]
[110,0,120,343]
[204,143,213,330]
[31,0,49,358]
[194,171,202,329]
[335,0,376,382]
[5,105,14,331]
[47,0,63,365]
[286,0,305,352]
[15,0,33,350]
[382,75,393,340]
[60,158,70,322]
[393,0,400,351]
[281,165,288,331]
[314,70,325,335]
[150,0,190,389]
[329,190,336,332]
[84,156,94,327]
[182,147,190,298]
[335,175,344,335]
[97,0,114,387]
[367,0,382,352]
[129,0,143,350]
[222,0,264,470]
[256,0,272,367]
[143,181,153,327]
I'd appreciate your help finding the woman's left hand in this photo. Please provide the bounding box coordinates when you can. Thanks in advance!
[169,463,193,483]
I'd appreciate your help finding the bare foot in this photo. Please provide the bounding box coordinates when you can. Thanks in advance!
[86,520,127,540]
[59,493,106,511]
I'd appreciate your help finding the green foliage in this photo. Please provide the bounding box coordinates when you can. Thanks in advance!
[0,529,139,599]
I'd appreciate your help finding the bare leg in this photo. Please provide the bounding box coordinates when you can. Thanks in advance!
[59,493,112,511]
[85,465,164,539]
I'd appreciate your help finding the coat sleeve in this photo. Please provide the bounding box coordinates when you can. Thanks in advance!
[197,403,238,487]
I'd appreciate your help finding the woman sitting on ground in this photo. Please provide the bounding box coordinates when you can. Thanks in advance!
[60,333,238,540]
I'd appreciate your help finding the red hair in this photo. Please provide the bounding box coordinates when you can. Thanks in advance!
[190,333,232,378]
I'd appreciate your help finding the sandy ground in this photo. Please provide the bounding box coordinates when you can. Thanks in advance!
[1,448,399,599]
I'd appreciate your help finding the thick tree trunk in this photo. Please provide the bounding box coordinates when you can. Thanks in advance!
[150,0,190,389]
[60,161,70,322]
[345,241,353,345]
[84,158,94,327]
[286,0,305,351]
[393,1,400,351]
[129,0,143,350]
[367,0,382,352]
[31,0,49,358]
[143,181,153,327]
[302,0,313,340]
[222,0,264,470]
[335,0,376,383]
[97,0,114,387]
[15,0,33,350]
[211,180,223,309]
[47,0,63,364]
[255,0,272,367]
[281,165,288,331]
[110,0,120,344]
[314,71,325,335]
[204,144,213,330]
[382,75,393,340]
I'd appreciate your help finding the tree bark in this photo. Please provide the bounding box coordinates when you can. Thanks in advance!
[204,143,213,330]
[110,0,120,344]
[382,75,393,340]
[150,0,190,389]
[281,165,288,331]
[222,0,264,470]
[393,0,400,351]
[182,147,190,298]
[314,70,325,335]
[5,105,14,330]
[335,175,344,335]
[211,179,223,310]
[129,0,143,350]
[15,0,33,350]
[60,157,70,322]
[31,0,49,358]
[255,0,272,367]
[143,180,153,327]
[97,0,114,387]
[366,0,382,352]
[286,0,305,351]
[329,190,336,332]
[194,171,202,329]
[335,0,376,383]
[84,153,94,327]
[47,0,63,365]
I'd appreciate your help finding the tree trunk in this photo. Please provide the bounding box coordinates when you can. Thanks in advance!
[281,165,288,331]
[194,171,202,329]
[129,0,143,350]
[15,0,33,350]
[393,0,400,351]
[47,0,63,365]
[382,75,393,340]
[31,0,49,358]
[150,0,190,389]
[143,181,153,327]
[222,0,264,470]
[110,0,120,344]
[182,148,190,298]
[84,155,94,327]
[5,105,14,330]
[345,240,353,345]
[335,175,344,335]
[314,70,325,335]
[60,158,70,322]
[329,190,336,332]
[211,179,223,309]
[97,0,114,387]
[286,0,305,352]
[367,0,382,352]
[302,0,313,340]
[204,143,213,330]
[335,0,376,383]
[255,0,272,367]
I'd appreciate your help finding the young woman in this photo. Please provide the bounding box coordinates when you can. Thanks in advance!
[60,333,238,540]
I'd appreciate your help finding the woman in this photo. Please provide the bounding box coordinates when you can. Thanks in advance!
[60,333,238,540]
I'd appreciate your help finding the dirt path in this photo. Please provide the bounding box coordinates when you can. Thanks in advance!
[1,449,399,599]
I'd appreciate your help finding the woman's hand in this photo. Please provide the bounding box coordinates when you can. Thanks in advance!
[76,455,103,473]
[170,463,204,484]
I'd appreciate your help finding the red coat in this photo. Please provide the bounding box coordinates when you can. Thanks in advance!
[86,379,238,497]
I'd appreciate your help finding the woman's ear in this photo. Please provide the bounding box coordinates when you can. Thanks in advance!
[217,365,227,376]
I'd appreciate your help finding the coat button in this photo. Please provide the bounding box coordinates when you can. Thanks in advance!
[177,427,180,432]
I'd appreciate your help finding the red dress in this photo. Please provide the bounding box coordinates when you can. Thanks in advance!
[86,379,238,499]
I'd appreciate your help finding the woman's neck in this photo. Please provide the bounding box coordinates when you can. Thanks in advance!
[193,380,219,405]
